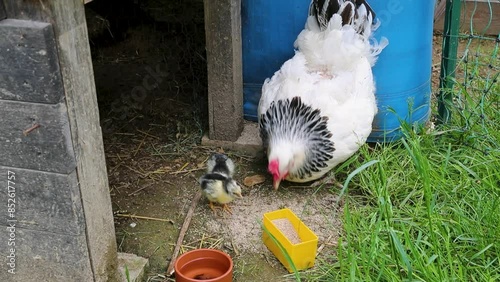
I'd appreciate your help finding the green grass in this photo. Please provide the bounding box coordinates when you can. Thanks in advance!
[302,69,499,280]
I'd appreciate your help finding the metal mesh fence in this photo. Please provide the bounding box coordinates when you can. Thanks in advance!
[436,0,499,153]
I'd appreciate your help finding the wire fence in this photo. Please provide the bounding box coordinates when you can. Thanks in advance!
[436,0,499,153]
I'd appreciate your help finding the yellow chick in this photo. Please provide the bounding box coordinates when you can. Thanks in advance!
[199,173,242,214]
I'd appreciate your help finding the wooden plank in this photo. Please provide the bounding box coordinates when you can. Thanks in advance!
[434,0,500,36]
[55,3,120,278]
[0,167,85,235]
[0,228,93,281]
[204,0,244,141]
[0,19,64,104]
[0,100,76,174]
[2,1,119,281]
[434,0,447,23]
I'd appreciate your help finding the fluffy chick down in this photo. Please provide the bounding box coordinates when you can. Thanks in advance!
[199,173,242,205]
[205,153,235,178]
[199,153,242,214]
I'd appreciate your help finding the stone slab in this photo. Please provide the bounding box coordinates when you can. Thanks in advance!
[0,100,76,174]
[0,19,64,104]
[0,228,93,281]
[202,121,264,157]
[118,252,149,282]
[0,167,85,235]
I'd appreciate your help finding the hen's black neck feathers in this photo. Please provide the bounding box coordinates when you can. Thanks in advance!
[310,0,376,33]
[259,97,335,179]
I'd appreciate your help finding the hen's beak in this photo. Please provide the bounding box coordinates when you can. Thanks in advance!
[273,179,281,190]
[235,192,243,198]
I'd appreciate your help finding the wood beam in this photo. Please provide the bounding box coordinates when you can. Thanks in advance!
[204,0,244,141]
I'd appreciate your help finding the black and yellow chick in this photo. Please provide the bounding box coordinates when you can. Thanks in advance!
[199,173,242,215]
[200,153,241,215]
[205,153,235,178]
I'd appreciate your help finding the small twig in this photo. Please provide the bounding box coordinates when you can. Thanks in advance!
[23,123,40,136]
[124,165,147,178]
[170,167,205,175]
[147,245,162,259]
[209,238,223,249]
[167,190,203,276]
[231,238,239,256]
[134,133,147,157]
[137,129,160,140]
[128,183,155,196]
[199,233,205,249]
[316,234,334,257]
[181,234,218,247]
[115,213,174,224]
[177,162,189,172]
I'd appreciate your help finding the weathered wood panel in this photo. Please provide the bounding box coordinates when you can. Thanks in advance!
[55,1,120,280]
[0,167,85,235]
[0,100,76,174]
[0,19,64,103]
[0,227,93,281]
[204,0,244,141]
[4,1,120,281]
[2,1,119,280]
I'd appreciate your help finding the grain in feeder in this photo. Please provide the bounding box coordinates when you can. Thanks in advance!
[262,208,318,272]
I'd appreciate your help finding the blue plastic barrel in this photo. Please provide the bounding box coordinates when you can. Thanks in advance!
[241,0,310,121]
[241,0,435,142]
[367,0,435,142]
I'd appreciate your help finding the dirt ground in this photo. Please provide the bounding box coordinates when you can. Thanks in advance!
[86,0,495,281]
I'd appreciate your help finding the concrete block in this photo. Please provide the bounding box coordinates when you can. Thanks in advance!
[118,252,149,282]
[0,100,76,174]
[202,121,263,157]
[0,167,85,235]
[0,19,64,103]
[0,228,93,282]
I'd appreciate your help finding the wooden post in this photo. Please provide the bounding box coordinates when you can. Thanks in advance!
[204,0,244,141]
[0,0,118,281]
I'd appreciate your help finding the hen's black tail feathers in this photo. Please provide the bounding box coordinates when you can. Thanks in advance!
[309,0,376,33]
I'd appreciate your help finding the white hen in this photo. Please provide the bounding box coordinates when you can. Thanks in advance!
[258,0,388,189]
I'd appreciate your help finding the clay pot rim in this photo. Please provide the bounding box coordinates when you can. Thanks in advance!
[174,248,233,281]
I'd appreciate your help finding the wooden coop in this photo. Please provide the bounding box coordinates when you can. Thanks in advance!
[0,0,118,281]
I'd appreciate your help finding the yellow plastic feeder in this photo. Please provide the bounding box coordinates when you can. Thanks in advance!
[262,208,318,272]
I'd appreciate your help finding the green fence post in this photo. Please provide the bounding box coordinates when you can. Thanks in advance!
[437,0,462,124]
